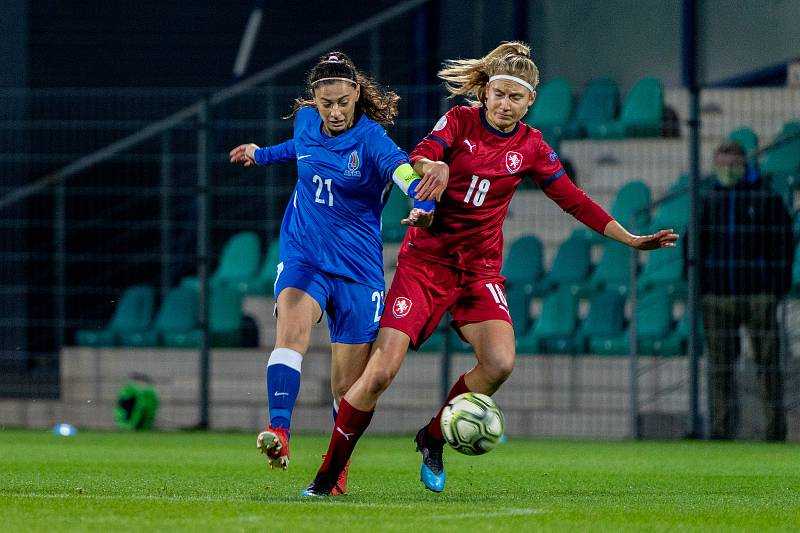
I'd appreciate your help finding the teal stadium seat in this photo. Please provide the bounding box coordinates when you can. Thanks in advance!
[182,231,261,292]
[590,180,651,244]
[163,286,243,348]
[589,289,672,355]
[563,78,619,139]
[75,285,155,347]
[417,312,472,353]
[525,77,572,148]
[647,178,689,233]
[573,290,626,353]
[382,186,411,243]
[637,238,686,297]
[657,306,698,356]
[793,209,800,244]
[633,289,674,355]
[540,230,592,293]
[760,121,800,183]
[790,241,800,297]
[119,286,198,347]
[418,329,472,353]
[587,77,663,139]
[501,235,544,333]
[516,287,578,354]
[584,240,633,295]
[239,237,281,296]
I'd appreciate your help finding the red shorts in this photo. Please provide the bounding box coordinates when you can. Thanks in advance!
[380,255,512,350]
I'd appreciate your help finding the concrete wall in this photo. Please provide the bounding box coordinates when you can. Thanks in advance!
[3,345,797,440]
[528,0,682,90]
[700,0,800,84]
[525,0,800,90]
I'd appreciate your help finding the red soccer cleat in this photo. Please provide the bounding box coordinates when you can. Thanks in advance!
[257,426,290,470]
[322,454,350,496]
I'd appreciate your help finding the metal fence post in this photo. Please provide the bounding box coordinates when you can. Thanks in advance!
[441,317,452,403]
[369,29,381,81]
[687,85,703,439]
[629,220,640,439]
[683,0,703,439]
[55,182,66,348]
[197,100,211,430]
[160,131,173,295]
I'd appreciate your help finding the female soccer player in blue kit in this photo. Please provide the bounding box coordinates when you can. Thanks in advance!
[229,52,440,495]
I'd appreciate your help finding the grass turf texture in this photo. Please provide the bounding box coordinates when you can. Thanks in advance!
[1,429,798,532]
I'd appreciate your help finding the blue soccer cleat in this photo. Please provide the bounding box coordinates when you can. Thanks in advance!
[300,474,336,497]
[415,427,446,492]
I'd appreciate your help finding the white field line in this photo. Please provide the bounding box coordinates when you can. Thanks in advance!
[5,493,544,518]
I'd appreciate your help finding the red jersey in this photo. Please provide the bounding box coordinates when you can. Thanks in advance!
[406,105,613,275]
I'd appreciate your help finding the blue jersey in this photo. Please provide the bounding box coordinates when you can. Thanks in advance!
[255,107,409,288]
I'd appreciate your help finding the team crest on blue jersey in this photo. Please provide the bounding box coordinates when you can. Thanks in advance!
[344,150,361,176]
[548,150,559,163]
[505,151,523,174]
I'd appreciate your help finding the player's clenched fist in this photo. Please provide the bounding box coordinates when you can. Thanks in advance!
[229,143,259,167]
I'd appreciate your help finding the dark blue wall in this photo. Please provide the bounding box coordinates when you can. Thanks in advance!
[0,0,27,88]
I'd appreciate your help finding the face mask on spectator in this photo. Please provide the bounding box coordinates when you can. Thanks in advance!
[715,166,745,187]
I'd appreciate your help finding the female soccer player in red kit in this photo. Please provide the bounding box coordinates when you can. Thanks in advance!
[302,42,679,496]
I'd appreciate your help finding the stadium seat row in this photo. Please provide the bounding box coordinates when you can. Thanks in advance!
[526,76,665,146]
[77,129,800,351]
[75,231,284,348]
[180,231,281,297]
[75,284,243,348]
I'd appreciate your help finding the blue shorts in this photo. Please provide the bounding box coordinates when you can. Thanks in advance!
[274,260,385,344]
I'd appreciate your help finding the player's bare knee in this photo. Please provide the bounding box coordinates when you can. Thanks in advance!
[483,354,515,385]
[365,367,397,395]
[275,327,312,353]
[331,379,351,403]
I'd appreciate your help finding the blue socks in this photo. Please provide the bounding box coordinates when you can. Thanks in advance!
[266,347,303,434]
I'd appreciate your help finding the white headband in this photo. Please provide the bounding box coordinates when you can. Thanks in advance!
[488,74,534,93]
[312,77,357,86]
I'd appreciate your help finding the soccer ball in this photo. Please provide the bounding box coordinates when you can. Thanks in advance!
[440,392,504,456]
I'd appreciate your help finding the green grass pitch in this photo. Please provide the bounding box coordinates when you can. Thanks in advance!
[2,428,798,531]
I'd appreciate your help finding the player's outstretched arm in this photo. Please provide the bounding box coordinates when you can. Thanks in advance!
[603,220,679,251]
[229,139,296,168]
[229,143,259,167]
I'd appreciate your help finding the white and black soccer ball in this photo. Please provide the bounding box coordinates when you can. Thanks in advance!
[440,392,504,456]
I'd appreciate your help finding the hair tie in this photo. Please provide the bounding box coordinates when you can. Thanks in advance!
[325,55,340,63]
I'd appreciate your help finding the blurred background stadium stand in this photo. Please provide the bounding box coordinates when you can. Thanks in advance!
[1,0,799,440]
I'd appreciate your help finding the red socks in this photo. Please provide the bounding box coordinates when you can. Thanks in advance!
[317,398,374,480]
[427,373,471,440]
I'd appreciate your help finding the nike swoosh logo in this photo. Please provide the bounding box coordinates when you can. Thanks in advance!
[273,392,289,397]
[297,155,312,160]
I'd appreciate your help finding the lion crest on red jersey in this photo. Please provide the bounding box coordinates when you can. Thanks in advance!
[392,297,413,318]
[505,151,523,174]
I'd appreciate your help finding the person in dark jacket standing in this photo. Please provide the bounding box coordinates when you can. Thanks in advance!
[699,141,794,441]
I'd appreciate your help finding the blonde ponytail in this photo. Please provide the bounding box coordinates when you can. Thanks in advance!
[438,41,540,106]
